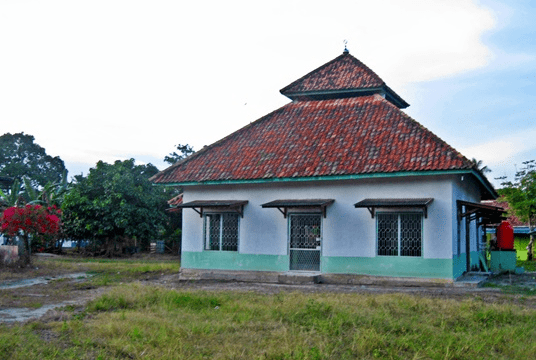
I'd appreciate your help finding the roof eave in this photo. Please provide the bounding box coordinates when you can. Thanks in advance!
[469,169,498,200]
[152,169,486,188]
[281,86,409,109]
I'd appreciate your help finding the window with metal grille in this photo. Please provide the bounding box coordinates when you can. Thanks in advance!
[377,213,422,257]
[204,213,239,251]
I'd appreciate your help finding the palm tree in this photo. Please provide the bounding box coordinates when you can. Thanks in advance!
[471,158,491,174]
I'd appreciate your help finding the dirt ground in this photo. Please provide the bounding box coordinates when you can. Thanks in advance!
[1,257,536,324]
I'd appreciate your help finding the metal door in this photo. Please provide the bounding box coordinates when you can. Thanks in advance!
[289,214,321,271]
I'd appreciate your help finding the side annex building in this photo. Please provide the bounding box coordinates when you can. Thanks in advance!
[151,50,503,282]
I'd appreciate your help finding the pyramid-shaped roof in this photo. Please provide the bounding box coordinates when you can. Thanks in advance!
[151,51,496,199]
[280,51,409,108]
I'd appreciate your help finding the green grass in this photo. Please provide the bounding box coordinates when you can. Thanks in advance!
[515,237,530,261]
[2,284,536,359]
[0,256,181,284]
[515,237,536,271]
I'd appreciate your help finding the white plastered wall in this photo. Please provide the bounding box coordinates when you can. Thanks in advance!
[182,175,457,260]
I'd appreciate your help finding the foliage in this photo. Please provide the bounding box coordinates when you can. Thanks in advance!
[0,132,66,190]
[25,169,70,207]
[62,159,169,255]
[0,204,61,264]
[498,160,536,259]
[471,158,491,174]
[498,160,536,223]
[1,205,61,236]
[163,143,195,165]
[0,179,24,211]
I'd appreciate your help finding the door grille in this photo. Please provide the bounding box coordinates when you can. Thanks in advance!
[289,215,321,271]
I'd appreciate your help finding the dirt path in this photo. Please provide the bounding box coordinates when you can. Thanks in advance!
[2,271,536,323]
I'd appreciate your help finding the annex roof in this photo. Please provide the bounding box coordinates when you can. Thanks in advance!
[151,51,497,200]
[457,200,507,226]
[482,200,524,226]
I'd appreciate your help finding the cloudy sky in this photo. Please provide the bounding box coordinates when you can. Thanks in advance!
[1,0,535,187]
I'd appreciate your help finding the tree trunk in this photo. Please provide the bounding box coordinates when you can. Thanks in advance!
[21,233,32,266]
[528,216,534,261]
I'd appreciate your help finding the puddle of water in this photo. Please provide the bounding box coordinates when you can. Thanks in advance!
[0,301,78,323]
[0,272,91,290]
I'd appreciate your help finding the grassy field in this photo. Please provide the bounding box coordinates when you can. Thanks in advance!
[1,284,536,359]
[0,255,181,282]
[0,257,536,359]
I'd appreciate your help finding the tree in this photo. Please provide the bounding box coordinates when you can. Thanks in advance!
[164,144,195,165]
[498,160,536,260]
[0,204,61,265]
[0,132,66,190]
[62,159,169,256]
[471,158,491,174]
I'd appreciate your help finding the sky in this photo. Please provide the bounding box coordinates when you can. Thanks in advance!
[1,0,535,188]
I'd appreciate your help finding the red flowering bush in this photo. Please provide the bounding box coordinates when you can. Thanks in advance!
[1,205,61,265]
[1,205,61,235]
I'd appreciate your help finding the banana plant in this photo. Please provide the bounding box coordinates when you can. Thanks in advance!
[26,169,70,207]
[0,179,24,210]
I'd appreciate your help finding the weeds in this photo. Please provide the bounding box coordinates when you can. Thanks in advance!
[3,286,533,359]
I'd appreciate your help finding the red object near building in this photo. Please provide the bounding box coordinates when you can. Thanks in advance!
[496,221,514,250]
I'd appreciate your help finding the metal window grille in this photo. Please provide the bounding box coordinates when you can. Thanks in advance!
[377,213,422,257]
[204,213,239,251]
[289,214,321,271]
[400,214,422,257]
[378,214,399,256]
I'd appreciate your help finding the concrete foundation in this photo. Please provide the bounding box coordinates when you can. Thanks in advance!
[179,268,459,287]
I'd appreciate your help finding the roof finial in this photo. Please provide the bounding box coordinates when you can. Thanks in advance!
[343,39,349,54]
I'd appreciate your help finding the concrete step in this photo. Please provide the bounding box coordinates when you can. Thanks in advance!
[454,272,491,288]
[278,272,321,285]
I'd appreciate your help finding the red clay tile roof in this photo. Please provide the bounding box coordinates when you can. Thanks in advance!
[280,52,409,108]
[151,94,474,185]
[281,52,384,94]
[168,193,183,207]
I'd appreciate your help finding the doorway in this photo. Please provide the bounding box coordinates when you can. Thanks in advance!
[289,214,322,271]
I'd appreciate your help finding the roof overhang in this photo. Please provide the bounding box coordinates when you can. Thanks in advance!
[280,86,409,108]
[261,199,335,218]
[153,169,497,200]
[457,200,506,226]
[354,198,434,218]
[176,200,248,218]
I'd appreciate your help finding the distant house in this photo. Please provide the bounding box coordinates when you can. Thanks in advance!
[151,50,503,281]
[483,200,532,235]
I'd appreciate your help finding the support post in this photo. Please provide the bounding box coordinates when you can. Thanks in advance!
[466,207,471,272]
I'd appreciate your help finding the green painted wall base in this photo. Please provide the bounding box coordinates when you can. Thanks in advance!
[321,256,454,279]
[182,251,289,272]
[182,252,477,279]
[453,254,466,279]
[490,250,517,272]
